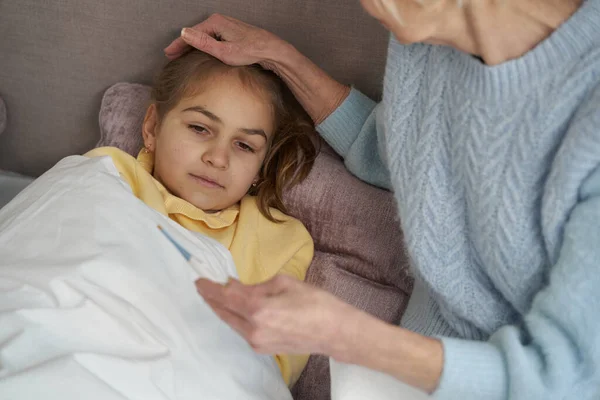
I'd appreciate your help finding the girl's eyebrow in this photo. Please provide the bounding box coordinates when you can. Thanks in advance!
[239,128,267,141]
[183,106,222,123]
[183,106,268,141]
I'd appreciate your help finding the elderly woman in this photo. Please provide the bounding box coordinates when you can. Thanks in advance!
[166,0,600,398]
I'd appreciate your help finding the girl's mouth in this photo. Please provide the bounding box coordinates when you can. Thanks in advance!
[189,173,224,189]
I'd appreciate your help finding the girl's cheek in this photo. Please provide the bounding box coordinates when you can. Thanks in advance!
[169,142,191,163]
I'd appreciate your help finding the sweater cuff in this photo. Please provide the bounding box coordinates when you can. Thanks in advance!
[433,337,508,400]
[316,87,376,158]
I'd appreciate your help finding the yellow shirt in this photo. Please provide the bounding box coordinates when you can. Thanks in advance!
[85,146,313,387]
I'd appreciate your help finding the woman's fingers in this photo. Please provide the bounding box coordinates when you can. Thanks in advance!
[196,278,262,318]
[163,36,187,59]
[197,279,257,339]
[164,14,224,58]
[199,280,277,349]
[196,275,353,356]
[205,299,254,339]
[164,27,226,60]
[181,28,232,61]
[195,278,226,302]
[163,14,283,67]
[251,274,296,298]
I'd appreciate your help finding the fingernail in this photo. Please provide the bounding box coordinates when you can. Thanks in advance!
[181,27,189,38]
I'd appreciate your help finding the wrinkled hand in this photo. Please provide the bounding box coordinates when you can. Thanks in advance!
[164,14,285,69]
[195,275,361,358]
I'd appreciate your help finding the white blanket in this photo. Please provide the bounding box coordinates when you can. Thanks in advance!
[0,156,291,400]
[330,359,431,400]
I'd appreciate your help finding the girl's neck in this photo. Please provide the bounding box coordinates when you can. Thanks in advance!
[433,0,583,65]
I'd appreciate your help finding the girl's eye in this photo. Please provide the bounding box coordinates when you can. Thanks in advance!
[236,142,255,153]
[189,125,209,135]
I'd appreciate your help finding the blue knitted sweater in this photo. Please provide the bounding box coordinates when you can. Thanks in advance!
[318,1,600,399]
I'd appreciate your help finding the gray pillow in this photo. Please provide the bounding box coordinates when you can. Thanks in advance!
[0,96,6,136]
[0,171,34,209]
[0,97,34,209]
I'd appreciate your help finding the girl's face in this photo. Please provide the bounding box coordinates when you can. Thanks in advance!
[143,74,275,212]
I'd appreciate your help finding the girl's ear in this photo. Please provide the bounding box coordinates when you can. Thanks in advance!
[142,104,160,151]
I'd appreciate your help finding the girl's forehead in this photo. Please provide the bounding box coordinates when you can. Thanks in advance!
[183,72,272,106]
[173,80,276,136]
[177,82,272,114]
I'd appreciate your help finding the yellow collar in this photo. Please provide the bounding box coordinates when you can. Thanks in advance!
[137,149,239,229]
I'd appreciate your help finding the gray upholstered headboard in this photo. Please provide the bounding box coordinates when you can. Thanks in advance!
[0,0,388,177]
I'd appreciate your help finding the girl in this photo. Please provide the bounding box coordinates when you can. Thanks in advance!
[86,49,318,387]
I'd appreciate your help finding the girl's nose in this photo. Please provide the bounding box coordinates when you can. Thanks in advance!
[201,143,229,169]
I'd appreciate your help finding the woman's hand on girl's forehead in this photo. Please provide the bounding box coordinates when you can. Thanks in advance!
[164,14,284,68]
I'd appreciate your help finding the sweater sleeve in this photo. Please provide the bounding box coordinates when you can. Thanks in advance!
[434,165,600,400]
[317,88,391,190]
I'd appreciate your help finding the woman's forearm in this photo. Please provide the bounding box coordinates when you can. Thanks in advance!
[332,310,444,394]
[264,41,351,125]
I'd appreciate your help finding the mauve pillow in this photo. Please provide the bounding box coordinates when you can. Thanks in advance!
[96,82,413,400]
[283,150,413,400]
[96,83,151,155]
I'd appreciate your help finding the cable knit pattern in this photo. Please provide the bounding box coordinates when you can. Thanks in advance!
[317,1,600,398]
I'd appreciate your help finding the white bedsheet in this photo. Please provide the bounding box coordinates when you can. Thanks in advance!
[0,155,291,400]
